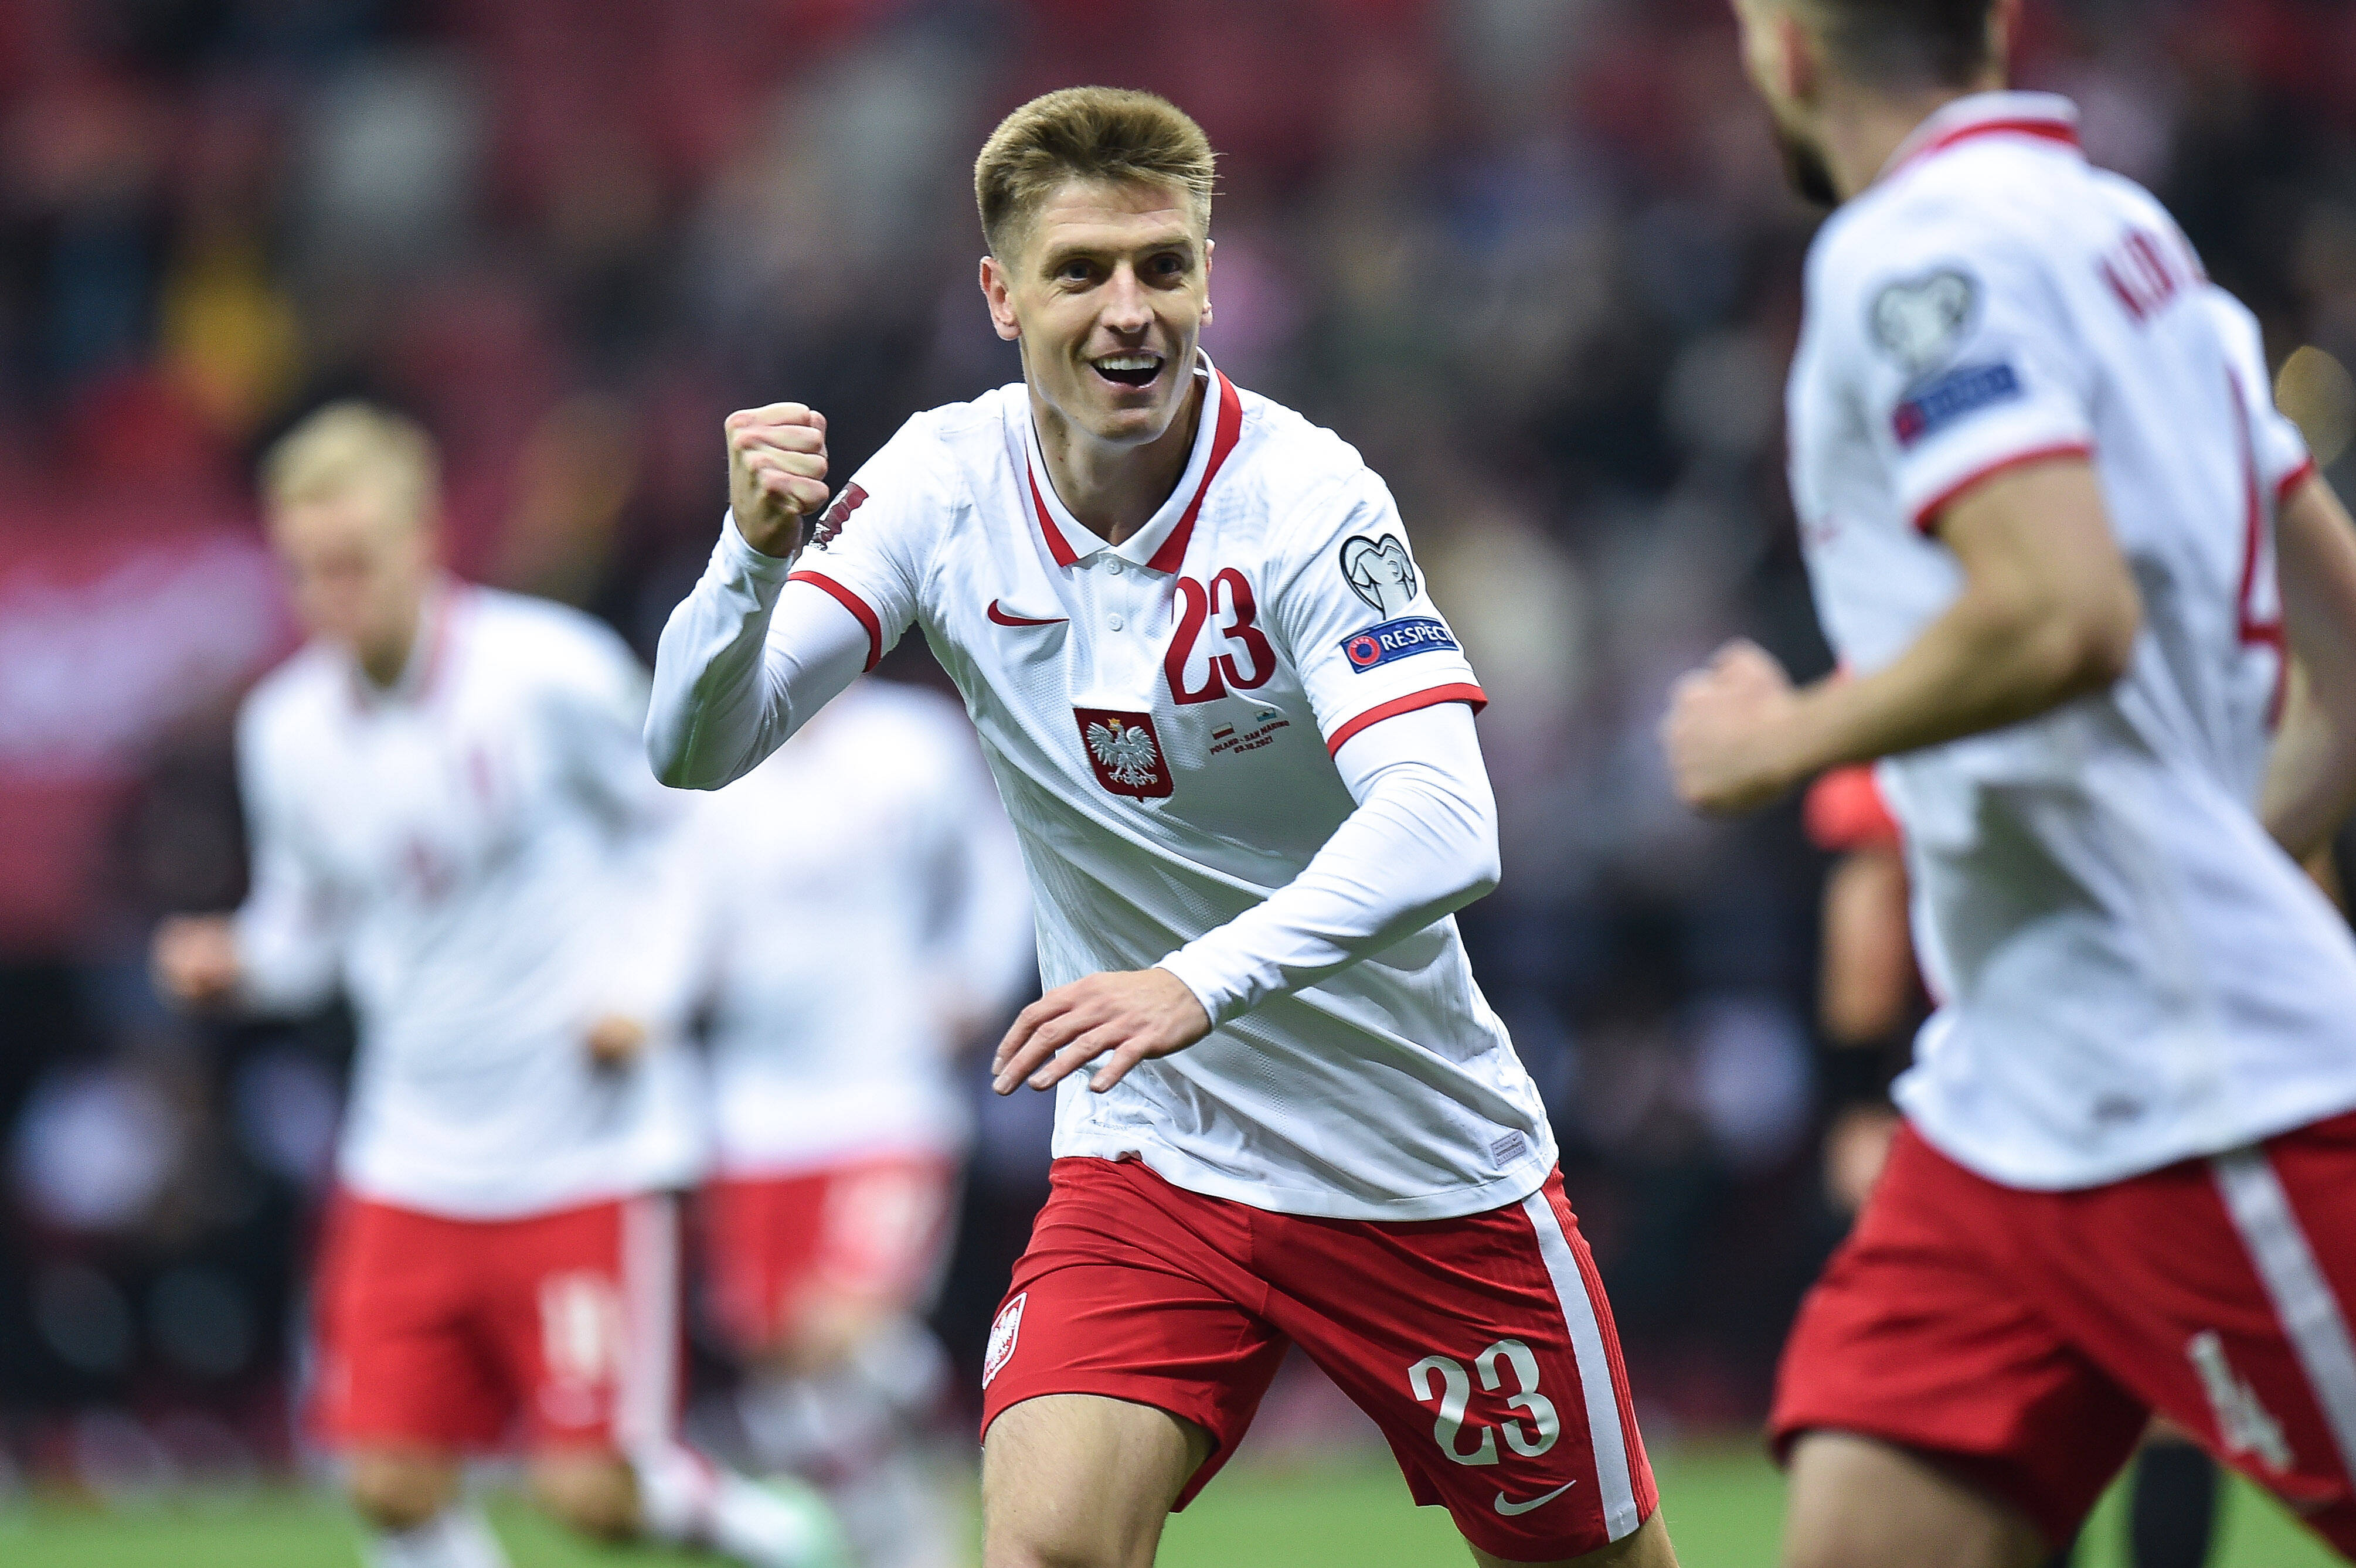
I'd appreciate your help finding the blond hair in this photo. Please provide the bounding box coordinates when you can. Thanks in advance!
[260,400,439,524]
[973,87,1216,259]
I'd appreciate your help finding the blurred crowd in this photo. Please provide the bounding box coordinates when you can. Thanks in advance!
[6,0,2356,1495]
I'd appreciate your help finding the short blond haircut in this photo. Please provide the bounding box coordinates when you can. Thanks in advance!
[973,87,1216,259]
[260,400,439,524]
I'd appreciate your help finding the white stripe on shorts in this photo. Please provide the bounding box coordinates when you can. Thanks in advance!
[2211,1146,2356,1484]
[617,1194,680,1451]
[1520,1189,1640,1541]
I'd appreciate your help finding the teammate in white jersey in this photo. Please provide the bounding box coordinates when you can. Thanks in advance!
[151,404,846,1568]
[686,677,1035,1567]
[1664,2,2356,1562]
[650,89,1675,1568]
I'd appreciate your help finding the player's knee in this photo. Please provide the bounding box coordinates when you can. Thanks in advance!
[982,1527,1139,1568]
[346,1454,458,1534]
[530,1454,638,1542]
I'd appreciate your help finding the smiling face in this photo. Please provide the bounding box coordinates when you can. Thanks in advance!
[980,176,1212,451]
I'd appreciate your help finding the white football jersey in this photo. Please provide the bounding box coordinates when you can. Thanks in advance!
[233,586,703,1218]
[1789,91,2356,1189]
[689,678,1036,1177]
[669,357,1556,1220]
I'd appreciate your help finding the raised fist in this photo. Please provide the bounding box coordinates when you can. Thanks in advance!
[725,403,830,559]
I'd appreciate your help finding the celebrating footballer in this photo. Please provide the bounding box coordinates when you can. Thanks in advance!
[651,88,1676,1568]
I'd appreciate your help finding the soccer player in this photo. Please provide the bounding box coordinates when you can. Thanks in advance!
[649,88,1677,1568]
[686,675,1036,1568]
[1664,2,2356,1563]
[149,403,846,1568]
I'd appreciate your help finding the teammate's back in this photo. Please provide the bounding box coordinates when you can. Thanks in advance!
[1787,95,2356,1187]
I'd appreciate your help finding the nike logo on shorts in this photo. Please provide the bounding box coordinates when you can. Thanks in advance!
[1493,1479,1578,1516]
[987,600,1067,627]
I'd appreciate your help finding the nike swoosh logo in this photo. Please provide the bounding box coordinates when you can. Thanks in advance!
[988,600,1068,627]
[1493,1479,1578,1516]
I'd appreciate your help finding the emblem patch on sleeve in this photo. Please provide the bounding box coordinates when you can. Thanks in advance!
[982,1291,1026,1389]
[1342,616,1459,672]
[1075,708,1174,800]
[810,481,869,550]
[1339,534,1420,619]
[1869,268,1978,375]
[1892,362,2022,447]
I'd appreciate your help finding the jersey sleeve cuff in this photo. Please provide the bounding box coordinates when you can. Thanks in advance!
[1909,442,2096,535]
[1325,683,1489,757]
[1153,953,1245,1029]
[2277,455,2320,508]
[719,509,800,580]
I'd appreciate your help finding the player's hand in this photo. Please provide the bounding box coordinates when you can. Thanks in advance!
[584,1013,648,1069]
[1823,1103,1901,1215]
[725,403,830,558]
[151,914,242,1008]
[1661,638,1804,814]
[991,968,1211,1096]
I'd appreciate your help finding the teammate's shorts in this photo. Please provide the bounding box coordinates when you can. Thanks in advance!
[1772,1111,2356,1554]
[311,1190,681,1453]
[978,1156,1657,1561]
[701,1152,958,1354]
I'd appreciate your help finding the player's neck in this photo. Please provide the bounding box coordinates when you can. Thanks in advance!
[1029,373,1205,548]
[354,584,434,690]
[1818,73,2005,200]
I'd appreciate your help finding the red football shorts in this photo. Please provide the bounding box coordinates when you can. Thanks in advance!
[978,1157,1658,1561]
[701,1152,958,1354]
[311,1191,682,1453]
[1773,1112,2356,1554]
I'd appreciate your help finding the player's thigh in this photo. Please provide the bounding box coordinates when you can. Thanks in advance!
[317,1198,509,1455]
[529,1446,638,1542]
[346,1446,463,1533]
[1263,1173,1660,1563]
[2048,1115,2356,1555]
[1782,1433,2046,1568]
[492,1194,681,1452]
[1770,1127,2147,1551]
[980,1392,1211,1568]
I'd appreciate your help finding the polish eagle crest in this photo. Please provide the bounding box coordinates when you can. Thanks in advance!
[1085,720,1162,790]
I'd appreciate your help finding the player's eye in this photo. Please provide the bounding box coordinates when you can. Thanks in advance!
[1056,259,1097,284]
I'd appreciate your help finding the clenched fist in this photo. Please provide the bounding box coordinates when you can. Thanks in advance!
[1661,638,1805,814]
[152,914,242,1008]
[726,403,831,558]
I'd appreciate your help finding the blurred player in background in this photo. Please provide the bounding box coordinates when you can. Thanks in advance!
[151,403,846,1568]
[686,675,1035,1568]
[1805,764,2222,1568]
[1667,0,2356,1562]
[651,87,1674,1568]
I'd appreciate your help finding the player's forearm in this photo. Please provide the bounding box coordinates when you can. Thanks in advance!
[2263,478,2356,858]
[646,515,859,788]
[1769,574,2136,788]
[230,904,342,1015]
[1158,705,1498,1024]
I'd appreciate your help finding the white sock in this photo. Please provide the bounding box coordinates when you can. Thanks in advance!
[361,1504,511,1568]
[635,1442,841,1568]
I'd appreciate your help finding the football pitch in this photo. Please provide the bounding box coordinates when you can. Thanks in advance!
[0,1445,2335,1567]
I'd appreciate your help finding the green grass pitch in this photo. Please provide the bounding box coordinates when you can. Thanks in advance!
[0,1445,2337,1565]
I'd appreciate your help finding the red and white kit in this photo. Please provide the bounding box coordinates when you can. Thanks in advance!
[648,354,1654,1554]
[685,679,1035,1351]
[1776,91,2356,1549]
[236,586,703,1450]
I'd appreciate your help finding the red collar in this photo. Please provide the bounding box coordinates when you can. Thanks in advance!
[1881,93,2081,183]
[1028,367,1244,574]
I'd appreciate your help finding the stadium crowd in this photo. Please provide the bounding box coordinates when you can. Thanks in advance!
[4,0,2354,1496]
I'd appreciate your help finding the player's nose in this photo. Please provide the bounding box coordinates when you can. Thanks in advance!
[1097,266,1154,334]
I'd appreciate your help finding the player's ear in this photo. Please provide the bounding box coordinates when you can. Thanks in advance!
[1202,237,1215,325]
[1774,6,1818,108]
[980,254,1021,342]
